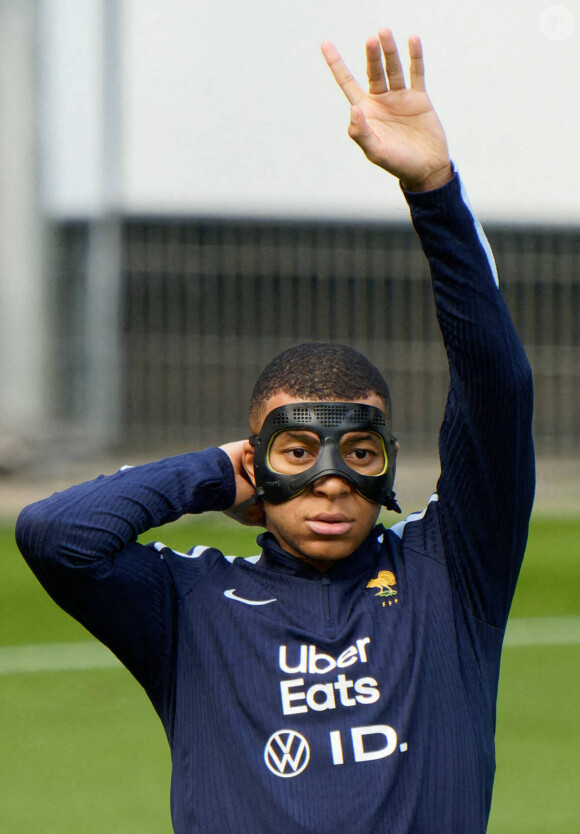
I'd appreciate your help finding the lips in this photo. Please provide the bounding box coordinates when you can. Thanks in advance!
[306,513,354,536]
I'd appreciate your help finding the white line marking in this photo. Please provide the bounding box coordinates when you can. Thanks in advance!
[0,616,579,676]
[0,641,121,675]
[504,615,580,647]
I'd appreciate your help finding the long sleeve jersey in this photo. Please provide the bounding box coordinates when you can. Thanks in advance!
[16,173,535,834]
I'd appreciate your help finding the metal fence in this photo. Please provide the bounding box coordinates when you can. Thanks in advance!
[51,217,580,454]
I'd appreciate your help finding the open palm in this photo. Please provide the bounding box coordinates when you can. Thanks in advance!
[322,30,452,192]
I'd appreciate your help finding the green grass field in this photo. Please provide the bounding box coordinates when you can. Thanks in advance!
[1,514,579,833]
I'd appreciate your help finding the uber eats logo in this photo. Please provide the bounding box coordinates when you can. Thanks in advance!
[278,637,379,715]
[264,636,408,777]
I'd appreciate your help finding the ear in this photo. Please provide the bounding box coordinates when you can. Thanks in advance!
[242,440,256,486]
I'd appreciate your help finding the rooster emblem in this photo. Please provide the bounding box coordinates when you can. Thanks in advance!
[366,569,397,598]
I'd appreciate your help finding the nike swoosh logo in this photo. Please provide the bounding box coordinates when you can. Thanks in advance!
[224,589,277,606]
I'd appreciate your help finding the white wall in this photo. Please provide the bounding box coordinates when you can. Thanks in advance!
[41,0,580,223]
[0,0,48,443]
[39,0,105,216]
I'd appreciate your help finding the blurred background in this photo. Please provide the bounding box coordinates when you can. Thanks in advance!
[0,0,578,486]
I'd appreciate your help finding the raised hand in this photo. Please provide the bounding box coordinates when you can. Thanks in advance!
[321,29,452,192]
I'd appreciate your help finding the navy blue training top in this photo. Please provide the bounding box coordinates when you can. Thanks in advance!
[16,173,535,834]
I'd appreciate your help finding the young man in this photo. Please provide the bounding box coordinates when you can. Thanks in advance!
[16,30,534,834]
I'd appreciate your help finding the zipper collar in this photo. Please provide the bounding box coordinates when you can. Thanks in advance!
[256,524,386,580]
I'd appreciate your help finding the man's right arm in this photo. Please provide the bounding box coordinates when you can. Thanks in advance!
[15,448,236,703]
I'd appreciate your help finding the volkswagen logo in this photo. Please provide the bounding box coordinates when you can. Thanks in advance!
[264,729,310,778]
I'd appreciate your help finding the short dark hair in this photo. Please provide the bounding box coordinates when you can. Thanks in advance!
[249,343,391,432]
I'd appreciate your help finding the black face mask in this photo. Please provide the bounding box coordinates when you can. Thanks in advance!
[249,402,400,512]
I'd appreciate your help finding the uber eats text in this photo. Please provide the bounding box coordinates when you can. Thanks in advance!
[278,637,380,715]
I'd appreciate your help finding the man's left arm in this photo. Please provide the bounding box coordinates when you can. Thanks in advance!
[323,29,534,624]
[404,175,535,626]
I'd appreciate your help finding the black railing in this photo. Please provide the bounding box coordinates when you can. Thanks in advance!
[51,217,580,453]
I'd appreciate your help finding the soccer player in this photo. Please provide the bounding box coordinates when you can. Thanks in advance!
[16,30,534,834]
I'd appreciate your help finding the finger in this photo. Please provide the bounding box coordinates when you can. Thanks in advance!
[348,106,383,165]
[365,36,387,95]
[377,28,406,91]
[321,41,365,105]
[408,35,426,92]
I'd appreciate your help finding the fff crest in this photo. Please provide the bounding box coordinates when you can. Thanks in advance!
[366,569,399,607]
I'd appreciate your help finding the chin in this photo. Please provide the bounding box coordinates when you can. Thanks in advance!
[297,538,360,563]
